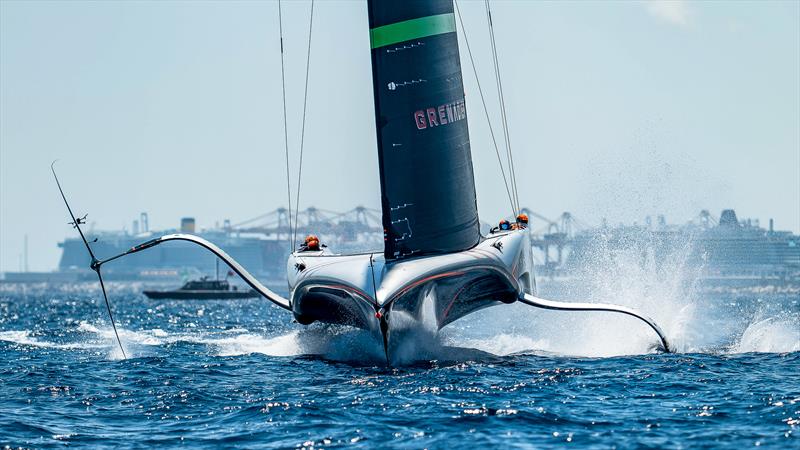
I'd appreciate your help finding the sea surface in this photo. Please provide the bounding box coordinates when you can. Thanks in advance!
[0,281,798,449]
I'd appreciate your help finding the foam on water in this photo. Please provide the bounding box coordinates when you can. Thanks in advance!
[733,317,800,353]
[58,321,389,363]
[453,333,549,357]
[199,327,381,361]
[0,329,103,350]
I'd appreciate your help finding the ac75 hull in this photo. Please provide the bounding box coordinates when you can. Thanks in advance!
[287,229,534,361]
[57,229,672,360]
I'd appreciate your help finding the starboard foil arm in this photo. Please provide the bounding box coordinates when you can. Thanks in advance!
[97,234,291,311]
[519,293,672,353]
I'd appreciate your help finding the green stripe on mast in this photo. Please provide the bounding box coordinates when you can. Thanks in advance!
[370,13,456,49]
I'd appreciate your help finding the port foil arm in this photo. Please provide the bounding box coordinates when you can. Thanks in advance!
[52,161,126,358]
[98,234,291,311]
[518,293,672,353]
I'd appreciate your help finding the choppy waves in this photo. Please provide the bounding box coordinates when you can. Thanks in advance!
[1,286,797,448]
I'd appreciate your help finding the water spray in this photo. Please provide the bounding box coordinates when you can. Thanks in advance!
[519,293,672,353]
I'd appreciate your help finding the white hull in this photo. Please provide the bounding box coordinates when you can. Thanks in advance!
[288,229,534,359]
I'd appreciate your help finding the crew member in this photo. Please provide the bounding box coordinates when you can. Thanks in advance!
[299,234,321,252]
[490,219,512,233]
[513,213,529,230]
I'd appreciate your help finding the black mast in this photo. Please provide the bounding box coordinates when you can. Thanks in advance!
[367,0,480,260]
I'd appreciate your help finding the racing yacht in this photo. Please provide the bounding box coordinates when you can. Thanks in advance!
[54,0,671,363]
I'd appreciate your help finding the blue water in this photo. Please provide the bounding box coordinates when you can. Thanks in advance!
[1,283,798,448]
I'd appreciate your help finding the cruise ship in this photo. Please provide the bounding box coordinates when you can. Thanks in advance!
[51,209,383,284]
[562,209,800,286]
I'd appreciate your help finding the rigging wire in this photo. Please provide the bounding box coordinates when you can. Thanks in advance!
[485,0,520,213]
[453,0,516,218]
[291,0,315,248]
[51,162,126,359]
[277,0,294,252]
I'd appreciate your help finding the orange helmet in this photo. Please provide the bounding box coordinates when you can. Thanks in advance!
[516,213,529,224]
[304,234,320,250]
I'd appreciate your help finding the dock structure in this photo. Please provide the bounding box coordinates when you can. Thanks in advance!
[231,206,383,246]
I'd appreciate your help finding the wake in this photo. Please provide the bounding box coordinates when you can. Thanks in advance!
[1,304,797,364]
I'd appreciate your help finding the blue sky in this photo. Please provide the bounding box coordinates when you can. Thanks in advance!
[1,0,798,271]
